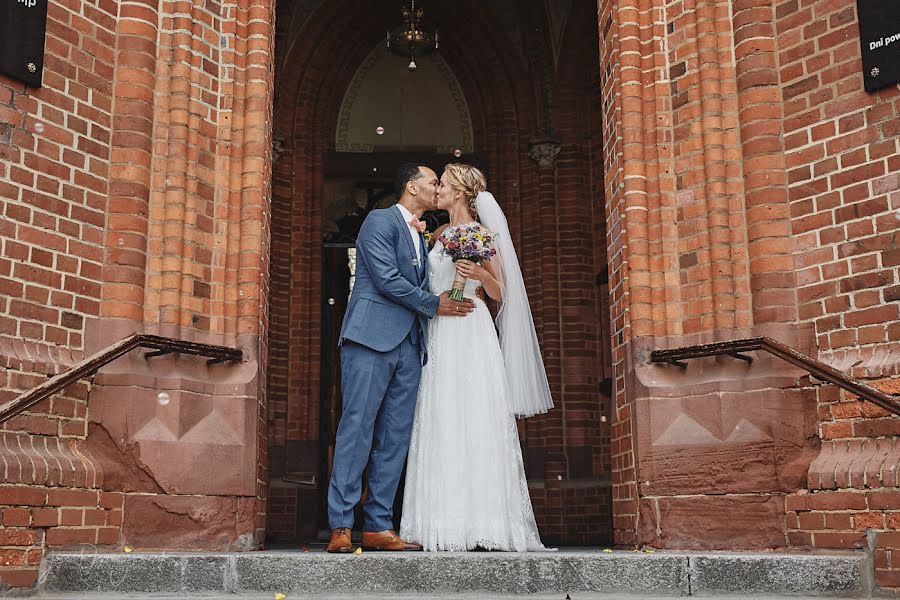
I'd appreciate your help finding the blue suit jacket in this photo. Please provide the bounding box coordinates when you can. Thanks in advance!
[339,205,439,357]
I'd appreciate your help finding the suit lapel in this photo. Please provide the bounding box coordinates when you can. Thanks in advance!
[390,205,420,279]
[419,234,428,283]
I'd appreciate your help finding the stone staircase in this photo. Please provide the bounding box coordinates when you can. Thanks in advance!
[32,549,872,597]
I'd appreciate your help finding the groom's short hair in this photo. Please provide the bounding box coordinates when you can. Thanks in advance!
[395,162,424,197]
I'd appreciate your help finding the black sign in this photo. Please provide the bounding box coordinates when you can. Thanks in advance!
[858,0,900,93]
[0,0,48,88]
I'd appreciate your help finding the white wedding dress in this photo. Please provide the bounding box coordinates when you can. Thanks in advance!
[399,239,548,551]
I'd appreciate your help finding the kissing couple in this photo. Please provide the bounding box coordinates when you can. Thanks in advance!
[326,162,554,552]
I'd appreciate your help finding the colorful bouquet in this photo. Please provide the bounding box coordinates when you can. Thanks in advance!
[439,223,498,301]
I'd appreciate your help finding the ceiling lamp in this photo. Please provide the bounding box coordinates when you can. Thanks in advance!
[386,0,438,72]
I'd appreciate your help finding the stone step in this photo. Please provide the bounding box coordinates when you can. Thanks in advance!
[29,595,872,600]
[37,549,870,597]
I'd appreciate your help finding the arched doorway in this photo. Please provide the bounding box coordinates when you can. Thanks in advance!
[266,0,611,547]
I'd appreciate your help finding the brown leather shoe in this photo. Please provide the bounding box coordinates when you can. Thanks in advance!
[326,527,353,553]
[361,529,422,551]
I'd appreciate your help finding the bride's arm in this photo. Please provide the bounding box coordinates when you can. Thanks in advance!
[456,259,502,302]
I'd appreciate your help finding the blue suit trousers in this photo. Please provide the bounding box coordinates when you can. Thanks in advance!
[327,333,421,531]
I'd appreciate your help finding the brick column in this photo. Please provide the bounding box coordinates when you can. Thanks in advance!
[526,137,566,540]
[600,0,822,549]
[83,0,276,550]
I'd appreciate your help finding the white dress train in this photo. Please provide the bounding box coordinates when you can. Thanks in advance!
[400,240,548,551]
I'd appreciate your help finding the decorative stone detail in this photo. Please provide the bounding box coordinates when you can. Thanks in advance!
[272,137,287,163]
[528,138,562,169]
[0,432,101,488]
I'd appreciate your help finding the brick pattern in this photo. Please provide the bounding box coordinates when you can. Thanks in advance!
[0,338,88,438]
[0,0,894,589]
[100,0,157,323]
[266,0,384,538]
[0,443,112,588]
[771,0,900,589]
[733,0,799,324]
[787,487,900,585]
[265,485,297,544]
[597,0,899,563]
[1,0,277,585]
[544,0,613,545]
[597,0,639,547]
[666,0,752,335]
[0,0,114,348]
[818,379,900,441]
[778,0,899,370]
[798,389,900,588]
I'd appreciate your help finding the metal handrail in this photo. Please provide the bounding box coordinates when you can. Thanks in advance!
[0,334,242,425]
[651,336,900,416]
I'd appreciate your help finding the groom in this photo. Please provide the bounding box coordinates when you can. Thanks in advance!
[326,163,475,553]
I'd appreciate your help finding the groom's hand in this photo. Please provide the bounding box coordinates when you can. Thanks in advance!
[437,291,475,317]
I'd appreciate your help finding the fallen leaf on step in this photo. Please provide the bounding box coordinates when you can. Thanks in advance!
[354,547,362,555]
[644,548,656,553]
[602,548,613,553]
[274,593,286,600]
[123,546,132,553]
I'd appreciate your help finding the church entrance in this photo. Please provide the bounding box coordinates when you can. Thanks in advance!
[265,0,612,547]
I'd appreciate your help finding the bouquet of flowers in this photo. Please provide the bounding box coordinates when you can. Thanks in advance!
[439,223,498,301]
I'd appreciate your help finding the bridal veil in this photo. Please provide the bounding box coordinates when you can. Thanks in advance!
[476,191,554,418]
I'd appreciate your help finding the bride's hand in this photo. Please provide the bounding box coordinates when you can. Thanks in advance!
[455,259,486,282]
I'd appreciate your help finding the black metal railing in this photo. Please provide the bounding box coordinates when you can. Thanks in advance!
[0,334,242,425]
[651,336,900,416]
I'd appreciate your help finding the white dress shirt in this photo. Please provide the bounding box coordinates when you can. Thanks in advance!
[396,203,422,262]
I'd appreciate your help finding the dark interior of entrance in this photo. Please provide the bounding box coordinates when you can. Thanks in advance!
[266,0,612,548]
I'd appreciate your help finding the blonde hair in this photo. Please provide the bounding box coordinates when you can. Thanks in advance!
[444,163,487,220]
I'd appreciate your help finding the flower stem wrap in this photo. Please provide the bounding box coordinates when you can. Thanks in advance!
[449,268,467,301]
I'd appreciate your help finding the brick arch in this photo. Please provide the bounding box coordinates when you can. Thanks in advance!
[267,0,608,544]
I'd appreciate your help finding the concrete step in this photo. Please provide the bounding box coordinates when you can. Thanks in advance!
[27,595,874,600]
[36,549,870,597]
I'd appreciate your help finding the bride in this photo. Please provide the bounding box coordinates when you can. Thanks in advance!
[400,163,554,552]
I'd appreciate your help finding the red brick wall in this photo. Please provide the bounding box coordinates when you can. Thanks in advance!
[597,0,642,547]
[0,0,111,351]
[1,0,277,587]
[774,0,900,589]
[1,0,116,586]
[2,0,893,589]
[781,0,899,375]
[597,0,899,588]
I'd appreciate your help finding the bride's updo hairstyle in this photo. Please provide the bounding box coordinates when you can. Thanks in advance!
[444,163,487,221]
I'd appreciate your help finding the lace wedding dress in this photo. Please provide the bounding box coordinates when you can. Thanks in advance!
[399,239,548,551]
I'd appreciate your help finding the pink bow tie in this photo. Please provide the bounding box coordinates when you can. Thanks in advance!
[408,218,426,233]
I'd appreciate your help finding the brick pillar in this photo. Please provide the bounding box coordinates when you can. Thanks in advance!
[83,0,276,550]
[599,0,821,549]
[527,138,566,541]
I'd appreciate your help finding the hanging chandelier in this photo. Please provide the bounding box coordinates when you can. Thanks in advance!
[386,0,438,72]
